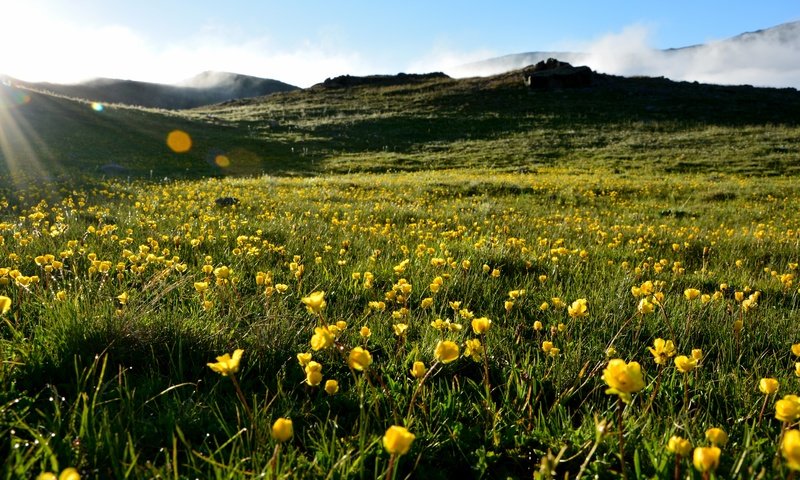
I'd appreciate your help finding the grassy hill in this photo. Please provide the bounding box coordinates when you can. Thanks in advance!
[2,66,800,181]
[191,69,800,175]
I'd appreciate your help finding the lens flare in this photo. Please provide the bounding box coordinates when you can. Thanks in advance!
[0,88,30,110]
[166,130,192,153]
[91,102,104,112]
[214,155,230,168]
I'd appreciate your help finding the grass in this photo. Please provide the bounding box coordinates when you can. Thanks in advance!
[0,168,799,478]
[1,69,800,478]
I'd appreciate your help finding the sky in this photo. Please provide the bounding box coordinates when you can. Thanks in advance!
[0,0,798,88]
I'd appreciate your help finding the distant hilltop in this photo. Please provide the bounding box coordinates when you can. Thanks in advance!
[2,71,298,110]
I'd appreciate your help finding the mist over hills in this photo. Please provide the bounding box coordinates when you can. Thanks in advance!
[451,20,800,89]
[1,72,298,110]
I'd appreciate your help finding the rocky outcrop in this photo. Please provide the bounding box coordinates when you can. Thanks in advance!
[523,59,593,90]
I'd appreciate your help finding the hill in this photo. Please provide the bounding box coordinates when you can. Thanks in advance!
[3,71,298,110]
[2,66,800,181]
[0,81,291,180]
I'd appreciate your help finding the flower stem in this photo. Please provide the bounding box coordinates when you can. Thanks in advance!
[617,398,628,480]
[385,453,397,480]
[229,373,253,423]
[405,362,440,421]
[757,394,769,428]
[643,364,664,416]
[682,373,690,414]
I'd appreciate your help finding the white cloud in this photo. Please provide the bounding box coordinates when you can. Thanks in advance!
[441,22,800,89]
[0,6,377,87]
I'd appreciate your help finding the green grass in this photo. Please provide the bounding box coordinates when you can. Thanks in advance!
[1,70,800,478]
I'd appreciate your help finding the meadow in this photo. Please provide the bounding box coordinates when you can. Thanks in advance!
[0,166,798,479]
[1,70,800,479]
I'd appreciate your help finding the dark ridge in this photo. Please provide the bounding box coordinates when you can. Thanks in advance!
[313,72,450,89]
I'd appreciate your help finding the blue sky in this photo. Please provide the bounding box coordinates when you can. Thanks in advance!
[1,1,798,87]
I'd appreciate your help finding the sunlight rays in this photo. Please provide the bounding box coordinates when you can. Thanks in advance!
[0,84,63,190]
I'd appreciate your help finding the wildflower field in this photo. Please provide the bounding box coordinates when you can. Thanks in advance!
[1,166,799,479]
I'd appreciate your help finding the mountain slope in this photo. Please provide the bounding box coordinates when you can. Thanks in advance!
[5,72,298,110]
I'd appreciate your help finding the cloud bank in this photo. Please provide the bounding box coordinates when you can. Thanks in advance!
[447,22,800,89]
[0,4,379,88]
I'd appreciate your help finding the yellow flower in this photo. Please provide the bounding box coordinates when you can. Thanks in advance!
[504,300,514,312]
[776,394,800,422]
[420,297,433,308]
[393,323,408,337]
[603,359,645,404]
[795,362,800,378]
[471,317,491,334]
[37,470,80,480]
[692,349,703,361]
[116,291,129,305]
[297,352,312,367]
[55,290,67,301]
[310,326,334,351]
[0,295,11,315]
[684,288,701,301]
[194,281,208,293]
[637,297,654,315]
[464,338,483,362]
[305,361,322,386]
[759,378,779,395]
[692,446,721,473]
[434,340,460,364]
[301,291,326,314]
[792,343,800,357]
[271,418,293,442]
[735,291,744,302]
[541,341,554,354]
[783,429,800,471]
[275,283,289,293]
[667,435,692,457]
[207,349,244,376]
[533,320,543,331]
[410,361,426,379]
[213,265,231,279]
[348,347,373,371]
[674,355,697,373]
[360,326,372,338]
[648,338,676,365]
[705,427,728,447]
[325,379,339,395]
[383,426,415,456]
[59,469,81,480]
[567,298,588,318]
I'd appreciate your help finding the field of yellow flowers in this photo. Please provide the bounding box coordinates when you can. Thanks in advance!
[1,167,799,479]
